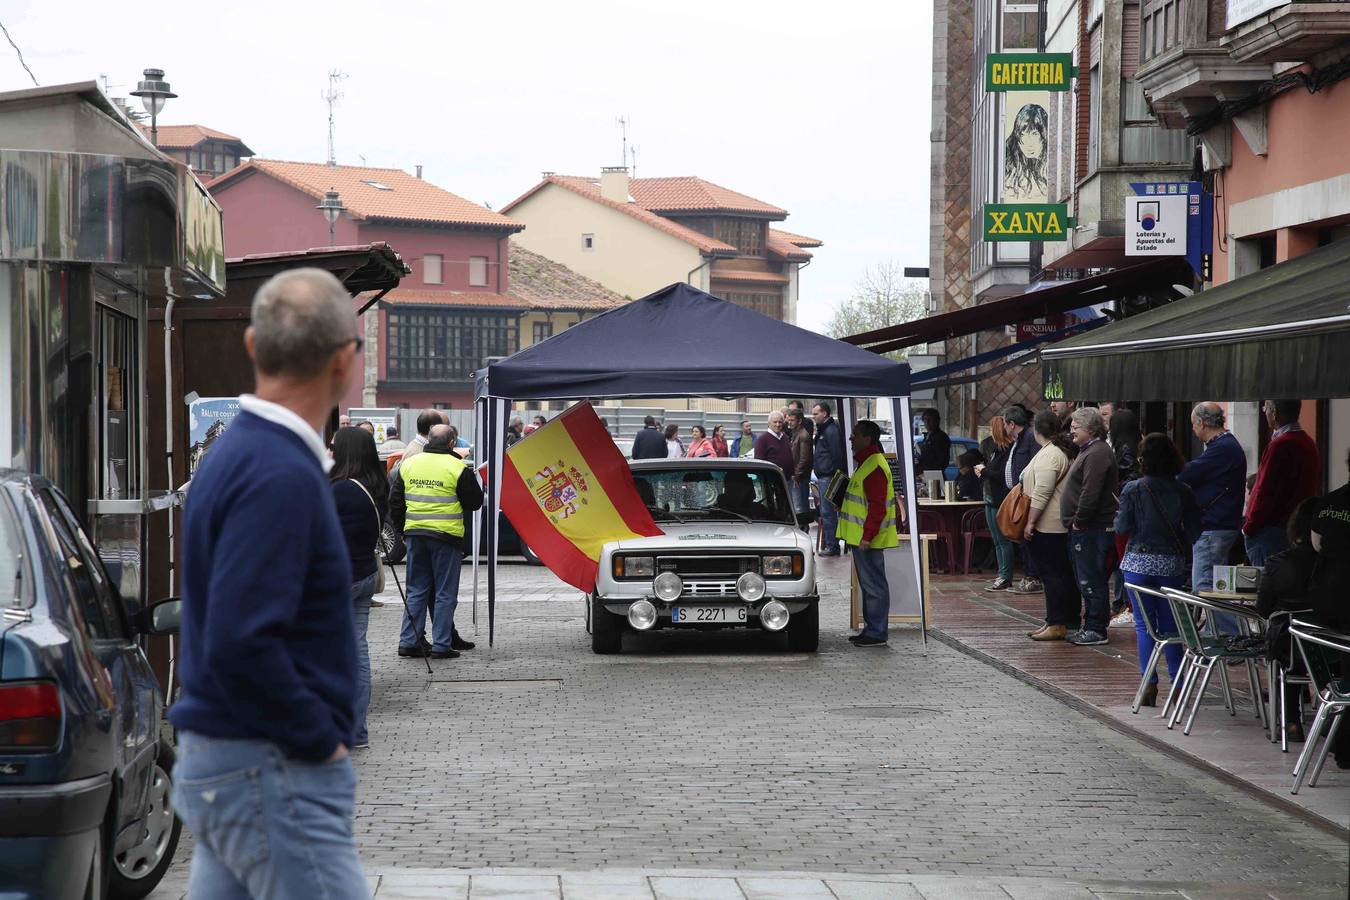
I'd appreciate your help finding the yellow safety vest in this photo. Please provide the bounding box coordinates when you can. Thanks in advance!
[837,452,899,549]
[398,451,467,539]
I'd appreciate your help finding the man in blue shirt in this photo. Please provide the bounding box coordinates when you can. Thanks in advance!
[170,268,370,899]
[1178,402,1248,595]
[811,401,847,555]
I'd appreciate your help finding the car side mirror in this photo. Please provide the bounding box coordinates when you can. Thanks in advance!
[136,598,183,636]
[796,508,820,528]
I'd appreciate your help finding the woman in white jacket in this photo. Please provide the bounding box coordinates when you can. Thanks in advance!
[1022,410,1081,642]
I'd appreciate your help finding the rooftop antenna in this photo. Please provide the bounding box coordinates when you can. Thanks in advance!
[616,115,629,170]
[629,144,639,179]
[323,69,348,166]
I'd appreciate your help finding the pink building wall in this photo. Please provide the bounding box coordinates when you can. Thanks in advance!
[1211,79,1350,283]
[214,173,360,257]
[357,224,510,294]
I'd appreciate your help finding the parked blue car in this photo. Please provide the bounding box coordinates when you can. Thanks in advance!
[0,471,183,899]
[914,434,982,481]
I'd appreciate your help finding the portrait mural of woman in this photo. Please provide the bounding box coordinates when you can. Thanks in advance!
[1003,99,1048,203]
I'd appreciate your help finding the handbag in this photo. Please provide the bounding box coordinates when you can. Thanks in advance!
[348,479,386,593]
[998,456,1068,542]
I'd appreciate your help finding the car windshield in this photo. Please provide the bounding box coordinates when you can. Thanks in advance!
[632,467,795,525]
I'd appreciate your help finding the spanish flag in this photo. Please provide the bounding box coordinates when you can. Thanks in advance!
[501,402,663,592]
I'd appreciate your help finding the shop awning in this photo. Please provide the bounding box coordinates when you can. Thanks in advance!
[1041,239,1350,401]
[841,258,1190,354]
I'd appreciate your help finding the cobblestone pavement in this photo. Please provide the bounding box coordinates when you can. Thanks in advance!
[149,561,1349,898]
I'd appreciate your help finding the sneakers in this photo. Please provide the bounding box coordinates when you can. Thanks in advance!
[1109,608,1134,628]
[852,635,888,647]
[1066,629,1109,646]
[1009,577,1043,594]
[1028,624,1068,641]
[353,741,371,750]
[987,577,1012,591]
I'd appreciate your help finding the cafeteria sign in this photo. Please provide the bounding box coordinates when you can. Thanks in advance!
[985,53,1075,92]
[983,203,1070,241]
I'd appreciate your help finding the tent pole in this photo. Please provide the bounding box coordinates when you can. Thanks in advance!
[471,396,485,630]
[488,397,509,647]
[485,399,498,647]
[896,396,926,649]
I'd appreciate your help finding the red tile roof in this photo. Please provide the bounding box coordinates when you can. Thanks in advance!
[770,228,823,248]
[502,176,737,257]
[629,176,787,217]
[508,242,628,310]
[766,231,813,262]
[210,160,523,232]
[383,290,528,310]
[137,123,252,152]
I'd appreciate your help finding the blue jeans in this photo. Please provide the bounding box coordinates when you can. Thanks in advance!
[1193,528,1242,634]
[852,546,891,640]
[1245,525,1289,569]
[791,476,810,514]
[1122,570,1185,683]
[172,732,368,900]
[401,536,462,652]
[983,502,1016,582]
[350,572,376,745]
[1069,527,1113,634]
[818,474,840,552]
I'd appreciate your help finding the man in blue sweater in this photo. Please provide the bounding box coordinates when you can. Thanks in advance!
[169,268,370,899]
[1178,402,1248,595]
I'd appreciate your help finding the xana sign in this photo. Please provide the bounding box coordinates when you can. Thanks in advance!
[982,203,1071,241]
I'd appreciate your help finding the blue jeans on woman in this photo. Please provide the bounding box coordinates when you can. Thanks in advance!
[350,571,376,747]
[172,732,369,899]
[1122,569,1184,683]
[983,502,1015,582]
[1069,527,1114,635]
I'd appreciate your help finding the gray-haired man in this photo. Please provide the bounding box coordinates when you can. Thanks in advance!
[171,268,370,898]
[1178,402,1248,595]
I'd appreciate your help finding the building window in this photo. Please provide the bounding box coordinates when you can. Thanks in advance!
[424,253,443,285]
[582,233,595,251]
[718,291,784,320]
[533,321,553,344]
[469,256,489,287]
[386,309,518,382]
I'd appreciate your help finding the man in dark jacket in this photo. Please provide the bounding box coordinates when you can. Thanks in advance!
[170,268,370,896]
[999,407,1041,593]
[786,409,814,513]
[916,408,951,475]
[811,401,847,555]
[630,416,667,460]
[1060,407,1120,645]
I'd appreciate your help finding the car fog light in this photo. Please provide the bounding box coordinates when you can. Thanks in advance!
[737,572,766,602]
[653,572,683,602]
[628,599,658,630]
[760,599,789,632]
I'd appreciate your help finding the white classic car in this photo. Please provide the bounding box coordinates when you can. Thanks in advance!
[587,458,820,654]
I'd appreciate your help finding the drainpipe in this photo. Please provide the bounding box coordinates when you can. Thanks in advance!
[162,289,177,701]
[687,255,712,288]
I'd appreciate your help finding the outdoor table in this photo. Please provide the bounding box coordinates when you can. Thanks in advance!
[917,499,984,573]
[1198,589,1258,603]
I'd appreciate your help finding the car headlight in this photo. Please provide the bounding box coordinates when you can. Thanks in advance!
[613,555,655,579]
[628,599,658,630]
[762,553,804,578]
[760,599,789,631]
[653,572,683,602]
[737,572,766,602]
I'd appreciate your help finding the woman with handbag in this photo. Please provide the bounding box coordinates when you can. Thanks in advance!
[1020,410,1080,641]
[1113,433,1202,707]
[976,416,1017,590]
[330,426,388,750]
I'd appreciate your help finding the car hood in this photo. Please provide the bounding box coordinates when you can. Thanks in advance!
[607,521,810,553]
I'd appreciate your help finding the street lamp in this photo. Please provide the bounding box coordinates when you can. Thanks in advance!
[318,189,345,246]
[130,68,177,148]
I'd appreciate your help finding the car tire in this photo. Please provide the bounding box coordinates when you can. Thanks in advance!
[519,539,542,567]
[786,602,819,653]
[109,743,183,900]
[380,521,406,565]
[590,595,623,655]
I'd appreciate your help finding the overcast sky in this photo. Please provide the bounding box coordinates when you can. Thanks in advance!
[3,0,932,332]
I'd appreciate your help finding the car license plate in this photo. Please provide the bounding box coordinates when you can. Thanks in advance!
[671,605,748,624]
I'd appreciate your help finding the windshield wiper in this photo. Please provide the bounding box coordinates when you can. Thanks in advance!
[648,505,687,524]
[684,507,753,524]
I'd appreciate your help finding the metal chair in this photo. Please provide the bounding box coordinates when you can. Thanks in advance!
[960,507,991,574]
[1123,583,1186,715]
[1289,621,1350,794]
[1263,608,1315,751]
[1161,588,1267,735]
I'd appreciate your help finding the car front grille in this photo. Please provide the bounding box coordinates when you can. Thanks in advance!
[681,580,738,597]
[656,554,759,578]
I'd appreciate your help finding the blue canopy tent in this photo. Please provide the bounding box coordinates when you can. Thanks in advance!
[471,282,921,646]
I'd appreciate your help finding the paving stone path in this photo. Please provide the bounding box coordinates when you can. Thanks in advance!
[149,563,1349,898]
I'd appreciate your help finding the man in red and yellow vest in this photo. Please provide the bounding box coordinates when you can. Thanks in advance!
[837,420,899,647]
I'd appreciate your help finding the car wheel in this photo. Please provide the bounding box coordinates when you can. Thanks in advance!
[786,602,819,652]
[380,521,406,565]
[590,594,623,655]
[519,539,543,567]
[110,744,183,900]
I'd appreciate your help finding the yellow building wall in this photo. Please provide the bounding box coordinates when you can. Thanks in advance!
[519,310,584,348]
[507,184,706,300]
